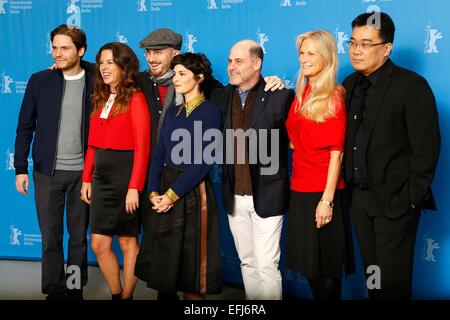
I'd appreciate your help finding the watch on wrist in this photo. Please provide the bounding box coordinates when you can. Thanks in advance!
[320,199,334,208]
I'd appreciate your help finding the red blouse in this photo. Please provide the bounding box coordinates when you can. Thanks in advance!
[82,92,150,191]
[286,84,346,192]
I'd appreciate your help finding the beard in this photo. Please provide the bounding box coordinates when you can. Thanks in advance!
[55,58,79,72]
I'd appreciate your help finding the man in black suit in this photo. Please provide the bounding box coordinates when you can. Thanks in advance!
[343,12,440,299]
[210,40,294,300]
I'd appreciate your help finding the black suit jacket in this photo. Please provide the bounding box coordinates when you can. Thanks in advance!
[343,59,440,218]
[210,79,294,218]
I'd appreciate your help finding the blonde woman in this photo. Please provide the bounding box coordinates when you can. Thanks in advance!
[285,30,354,300]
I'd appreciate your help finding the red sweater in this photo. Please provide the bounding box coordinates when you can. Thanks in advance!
[158,84,169,107]
[82,92,150,191]
[286,85,346,192]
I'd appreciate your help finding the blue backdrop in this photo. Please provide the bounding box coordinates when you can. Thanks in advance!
[1,0,448,299]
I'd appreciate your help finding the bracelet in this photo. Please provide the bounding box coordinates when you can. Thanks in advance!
[319,199,334,208]
[149,192,160,202]
[164,188,180,204]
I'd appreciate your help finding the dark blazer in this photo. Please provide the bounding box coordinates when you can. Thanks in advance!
[343,59,440,219]
[14,61,94,176]
[210,78,294,218]
[138,71,164,159]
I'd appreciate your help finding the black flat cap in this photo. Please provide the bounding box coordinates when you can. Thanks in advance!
[139,28,182,50]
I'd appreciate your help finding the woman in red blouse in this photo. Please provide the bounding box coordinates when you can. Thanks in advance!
[80,42,150,300]
[285,30,354,300]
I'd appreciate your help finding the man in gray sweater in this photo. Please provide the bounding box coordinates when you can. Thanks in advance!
[14,24,94,300]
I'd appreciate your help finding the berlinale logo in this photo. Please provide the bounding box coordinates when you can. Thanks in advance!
[425,23,443,54]
[422,233,439,263]
[5,149,14,170]
[66,0,81,27]
[116,32,128,44]
[335,26,350,54]
[282,75,295,90]
[46,32,53,55]
[137,0,147,12]
[10,224,22,246]
[185,32,197,53]
[207,0,218,10]
[1,72,14,94]
[0,0,7,14]
[256,28,269,54]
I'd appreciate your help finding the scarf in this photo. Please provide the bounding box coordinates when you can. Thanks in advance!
[149,69,183,138]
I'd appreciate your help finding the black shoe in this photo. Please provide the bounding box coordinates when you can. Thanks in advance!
[67,289,84,301]
[112,293,122,301]
[45,292,66,301]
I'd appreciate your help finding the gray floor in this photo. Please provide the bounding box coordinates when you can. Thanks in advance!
[0,260,245,300]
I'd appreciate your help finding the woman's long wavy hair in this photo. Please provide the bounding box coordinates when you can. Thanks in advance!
[91,42,140,117]
[295,30,344,123]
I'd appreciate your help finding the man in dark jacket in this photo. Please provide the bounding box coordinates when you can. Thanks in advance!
[14,24,94,301]
[343,12,440,299]
[210,40,294,300]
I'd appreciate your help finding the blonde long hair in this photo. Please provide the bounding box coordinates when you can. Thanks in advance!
[295,30,343,123]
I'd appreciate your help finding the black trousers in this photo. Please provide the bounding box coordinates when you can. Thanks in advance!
[33,170,89,295]
[350,186,420,300]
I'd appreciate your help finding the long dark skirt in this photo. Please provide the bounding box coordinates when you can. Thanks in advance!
[135,165,222,295]
[285,189,355,280]
[90,149,141,236]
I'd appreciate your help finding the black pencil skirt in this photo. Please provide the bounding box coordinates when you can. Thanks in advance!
[285,189,355,280]
[90,149,140,236]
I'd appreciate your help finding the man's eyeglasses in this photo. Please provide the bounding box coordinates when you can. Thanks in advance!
[346,40,389,50]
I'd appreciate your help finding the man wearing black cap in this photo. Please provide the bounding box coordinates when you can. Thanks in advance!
[137,28,191,157]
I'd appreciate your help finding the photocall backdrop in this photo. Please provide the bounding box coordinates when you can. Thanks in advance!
[0,0,448,299]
